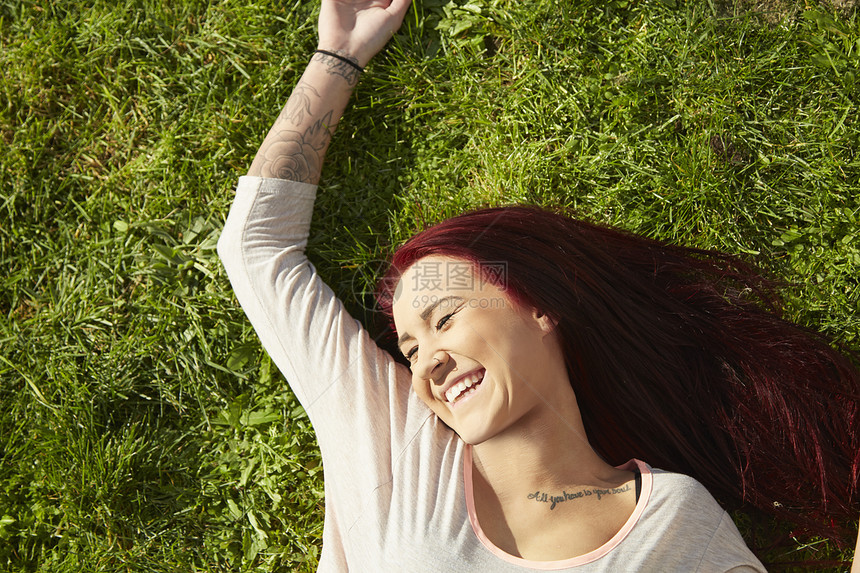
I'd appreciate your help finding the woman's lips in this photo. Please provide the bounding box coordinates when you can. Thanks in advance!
[445,369,485,404]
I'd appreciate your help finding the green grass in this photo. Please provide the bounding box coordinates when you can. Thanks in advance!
[1,0,858,570]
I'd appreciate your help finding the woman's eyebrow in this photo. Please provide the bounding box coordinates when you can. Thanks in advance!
[397,295,464,347]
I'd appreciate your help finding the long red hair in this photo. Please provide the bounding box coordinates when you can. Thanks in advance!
[377,205,860,546]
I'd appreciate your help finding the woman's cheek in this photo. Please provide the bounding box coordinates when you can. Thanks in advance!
[412,377,450,420]
[411,377,433,406]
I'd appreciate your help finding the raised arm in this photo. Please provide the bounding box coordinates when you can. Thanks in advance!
[219,1,418,543]
[248,0,411,183]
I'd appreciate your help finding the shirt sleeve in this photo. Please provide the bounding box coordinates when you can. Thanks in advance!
[217,176,431,528]
[698,512,767,573]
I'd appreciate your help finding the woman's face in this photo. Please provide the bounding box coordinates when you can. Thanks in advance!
[392,255,569,444]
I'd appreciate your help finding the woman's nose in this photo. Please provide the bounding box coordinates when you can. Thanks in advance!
[416,351,448,383]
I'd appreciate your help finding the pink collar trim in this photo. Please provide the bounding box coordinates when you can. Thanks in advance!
[463,445,653,570]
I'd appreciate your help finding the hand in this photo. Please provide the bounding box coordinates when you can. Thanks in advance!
[317,0,411,68]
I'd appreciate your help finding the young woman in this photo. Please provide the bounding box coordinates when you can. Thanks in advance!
[217,1,859,569]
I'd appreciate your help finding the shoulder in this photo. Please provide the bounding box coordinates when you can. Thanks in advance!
[648,467,724,511]
[625,463,730,538]
[637,467,765,572]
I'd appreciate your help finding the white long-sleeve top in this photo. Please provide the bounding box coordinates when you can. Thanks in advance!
[217,176,766,572]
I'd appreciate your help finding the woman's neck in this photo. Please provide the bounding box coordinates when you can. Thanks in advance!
[470,386,626,500]
[467,387,637,560]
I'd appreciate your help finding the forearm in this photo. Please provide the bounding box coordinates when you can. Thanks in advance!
[247,51,361,184]
[246,0,410,182]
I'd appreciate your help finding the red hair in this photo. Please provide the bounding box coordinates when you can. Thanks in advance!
[377,205,860,546]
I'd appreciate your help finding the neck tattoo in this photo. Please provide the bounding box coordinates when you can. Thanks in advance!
[527,483,631,510]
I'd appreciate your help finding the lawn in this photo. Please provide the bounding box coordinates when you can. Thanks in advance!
[1,0,858,570]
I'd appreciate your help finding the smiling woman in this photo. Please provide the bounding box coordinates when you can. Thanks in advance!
[392,256,568,447]
[377,203,860,555]
[217,0,859,570]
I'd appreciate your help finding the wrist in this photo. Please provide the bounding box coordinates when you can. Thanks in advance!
[317,42,367,63]
[310,49,363,87]
[315,49,364,72]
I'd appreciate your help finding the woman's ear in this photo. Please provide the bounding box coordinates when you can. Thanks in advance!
[532,308,558,335]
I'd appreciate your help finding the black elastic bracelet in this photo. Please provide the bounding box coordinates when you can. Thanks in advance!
[314,50,364,73]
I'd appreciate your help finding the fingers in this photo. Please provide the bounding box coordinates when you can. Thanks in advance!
[387,0,412,20]
[380,0,411,44]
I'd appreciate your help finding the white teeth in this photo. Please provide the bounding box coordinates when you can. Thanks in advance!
[445,372,484,403]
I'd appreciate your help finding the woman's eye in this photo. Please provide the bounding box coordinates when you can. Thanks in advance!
[405,347,418,362]
[435,312,455,330]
